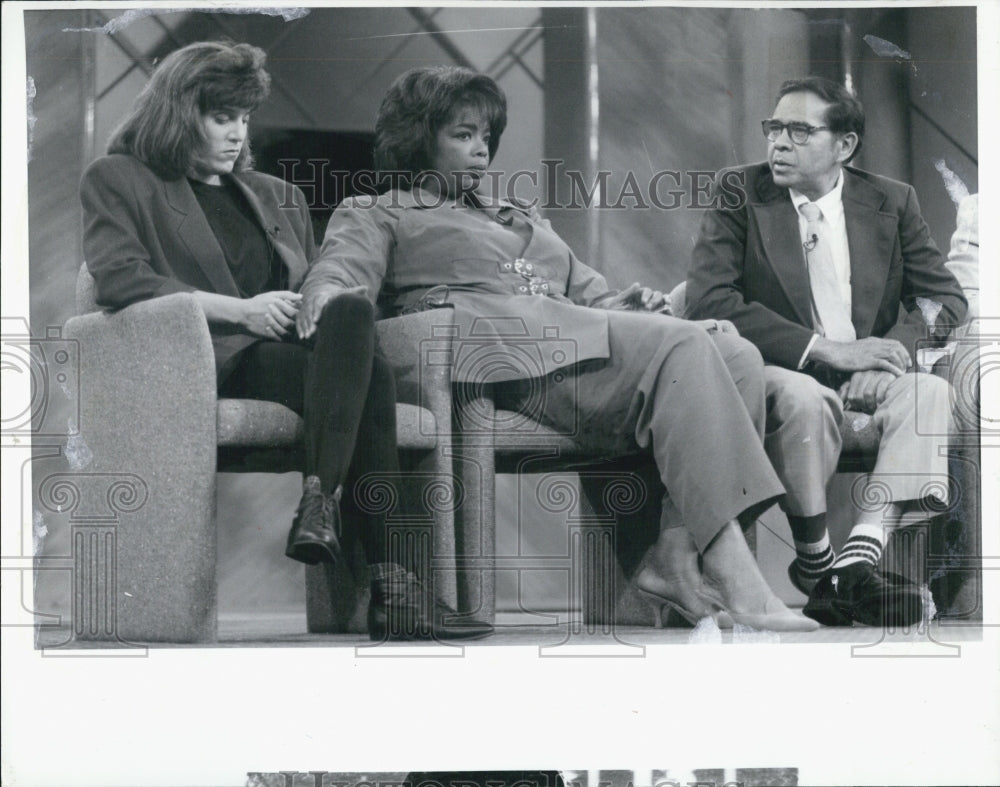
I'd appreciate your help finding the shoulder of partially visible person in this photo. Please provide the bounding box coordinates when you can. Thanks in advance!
[946,193,979,327]
[954,193,979,244]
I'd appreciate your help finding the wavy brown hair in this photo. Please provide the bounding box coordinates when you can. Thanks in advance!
[107,41,271,178]
[374,66,507,184]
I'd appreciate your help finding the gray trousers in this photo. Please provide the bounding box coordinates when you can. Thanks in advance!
[497,311,785,552]
[765,366,954,516]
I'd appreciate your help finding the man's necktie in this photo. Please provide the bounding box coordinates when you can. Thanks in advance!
[799,202,856,342]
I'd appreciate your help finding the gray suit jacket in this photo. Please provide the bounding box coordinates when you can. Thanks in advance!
[302,187,616,382]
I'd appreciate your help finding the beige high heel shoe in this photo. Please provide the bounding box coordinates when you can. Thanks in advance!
[635,566,721,628]
[699,584,819,632]
[696,519,820,632]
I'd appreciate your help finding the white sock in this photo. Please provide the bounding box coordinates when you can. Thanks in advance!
[832,523,885,569]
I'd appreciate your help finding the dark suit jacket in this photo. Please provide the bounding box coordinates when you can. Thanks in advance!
[685,162,966,376]
[80,154,316,378]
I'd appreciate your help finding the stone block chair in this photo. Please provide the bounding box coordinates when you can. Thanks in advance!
[63,265,463,643]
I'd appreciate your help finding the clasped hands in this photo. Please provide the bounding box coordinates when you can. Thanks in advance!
[296,285,369,340]
[241,290,302,339]
[240,286,362,341]
[812,335,913,413]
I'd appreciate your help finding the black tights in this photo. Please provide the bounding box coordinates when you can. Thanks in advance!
[218,294,396,563]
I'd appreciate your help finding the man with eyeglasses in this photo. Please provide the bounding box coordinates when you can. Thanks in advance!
[685,76,966,627]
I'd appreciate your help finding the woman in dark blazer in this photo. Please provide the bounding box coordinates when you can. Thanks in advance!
[80,41,491,642]
[300,66,819,632]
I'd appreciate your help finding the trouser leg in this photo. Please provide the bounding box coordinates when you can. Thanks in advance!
[763,365,843,518]
[500,312,784,552]
[870,371,953,507]
[709,331,767,439]
[832,372,953,571]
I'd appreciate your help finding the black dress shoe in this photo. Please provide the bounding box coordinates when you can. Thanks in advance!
[284,476,341,565]
[803,561,923,627]
[368,567,494,642]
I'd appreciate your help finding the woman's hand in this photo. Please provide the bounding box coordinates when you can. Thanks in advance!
[595,282,671,312]
[240,291,302,339]
[691,318,739,335]
[296,287,336,340]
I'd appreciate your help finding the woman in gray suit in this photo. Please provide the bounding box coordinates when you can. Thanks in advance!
[80,42,491,641]
[301,66,818,632]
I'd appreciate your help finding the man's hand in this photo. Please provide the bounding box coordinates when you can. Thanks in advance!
[595,282,671,313]
[838,370,896,413]
[809,336,911,375]
[240,291,301,339]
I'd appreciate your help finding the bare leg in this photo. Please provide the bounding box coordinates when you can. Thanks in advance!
[701,520,819,631]
[635,498,717,624]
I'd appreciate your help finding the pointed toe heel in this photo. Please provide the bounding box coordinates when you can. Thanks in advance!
[701,588,820,633]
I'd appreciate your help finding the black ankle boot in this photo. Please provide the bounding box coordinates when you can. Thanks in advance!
[284,476,341,565]
[367,566,494,642]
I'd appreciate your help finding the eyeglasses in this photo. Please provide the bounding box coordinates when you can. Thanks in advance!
[761,120,831,145]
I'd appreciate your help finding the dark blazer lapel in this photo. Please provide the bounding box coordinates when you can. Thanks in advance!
[162,177,241,296]
[842,170,895,337]
[750,174,815,327]
[230,175,308,290]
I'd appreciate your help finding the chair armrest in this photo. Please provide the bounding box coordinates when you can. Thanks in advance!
[374,308,464,609]
[64,293,218,461]
[62,293,220,641]
[376,308,455,434]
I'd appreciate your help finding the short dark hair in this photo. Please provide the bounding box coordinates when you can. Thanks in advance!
[776,76,865,161]
[374,66,507,183]
[108,41,271,178]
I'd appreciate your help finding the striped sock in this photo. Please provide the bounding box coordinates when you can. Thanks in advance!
[832,524,885,569]
[791,533,835,588]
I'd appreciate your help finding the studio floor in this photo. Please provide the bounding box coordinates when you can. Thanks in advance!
[33,609,983,653]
